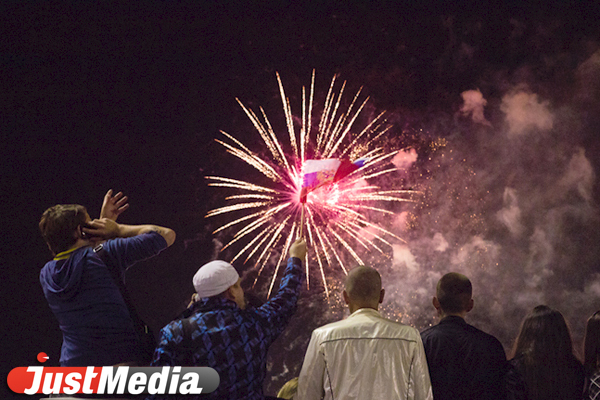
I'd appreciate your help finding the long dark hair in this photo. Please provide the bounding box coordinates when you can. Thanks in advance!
[511,305,582,400]
[584,311,600,374]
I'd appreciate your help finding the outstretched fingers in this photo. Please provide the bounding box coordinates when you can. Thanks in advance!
[100,189,130,220]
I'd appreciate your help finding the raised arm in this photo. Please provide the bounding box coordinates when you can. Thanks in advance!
[252,237,306,326]
[83,218,176,247]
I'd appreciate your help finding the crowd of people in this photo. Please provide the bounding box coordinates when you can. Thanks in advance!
[38,190,600,400]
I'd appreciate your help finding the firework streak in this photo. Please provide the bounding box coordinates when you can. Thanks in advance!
[206,71,416,297]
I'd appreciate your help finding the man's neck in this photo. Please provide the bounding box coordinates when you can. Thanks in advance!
[66,239,91,253]
[439,311,467,319]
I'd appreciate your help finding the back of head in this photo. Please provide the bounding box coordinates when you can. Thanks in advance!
[345,266,382,307]
[513,305,573,359]
[436,272,472,314]
[584,310,600,372]
[39,204,88,255]
[193,260,239,298]
[512,305,579,400]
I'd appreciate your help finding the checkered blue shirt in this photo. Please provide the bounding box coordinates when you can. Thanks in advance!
[588,369,600,400]
[148,257,304,400]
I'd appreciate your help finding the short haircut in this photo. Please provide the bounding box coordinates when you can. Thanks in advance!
[39,204,88,255]
[436,272,472,314]
[345,266,382,303]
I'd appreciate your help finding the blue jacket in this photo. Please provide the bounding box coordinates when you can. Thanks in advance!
[149,256,304,400]
[40,232,168,366]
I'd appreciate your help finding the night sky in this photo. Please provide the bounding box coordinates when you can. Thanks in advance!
[3,1,600,398]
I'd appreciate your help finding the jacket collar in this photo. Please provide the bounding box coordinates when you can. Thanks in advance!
[439,315,467,325]
[349,307,382,318]
[185,295,238,316]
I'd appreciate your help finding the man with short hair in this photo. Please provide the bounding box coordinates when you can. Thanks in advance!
[149,236,307,400]
[297,266,433,400]
[420,272,507,400]
[39,189,176,367]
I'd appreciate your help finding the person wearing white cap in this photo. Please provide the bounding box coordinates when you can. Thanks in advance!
[149,235,307,400]
[191,259,246,309]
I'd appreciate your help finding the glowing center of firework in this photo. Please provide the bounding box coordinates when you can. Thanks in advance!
[206,71,416,297]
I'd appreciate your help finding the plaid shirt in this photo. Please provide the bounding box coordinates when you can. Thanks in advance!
[148,257,304,400]
[588,369,600,400]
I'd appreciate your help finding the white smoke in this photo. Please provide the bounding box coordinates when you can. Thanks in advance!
[373,74,600,349]
[432,232,449,252]
[460,89,492,126]
[558,147,595,203]
[501,90,554,136]
[392,148,418,170]
[392,245,419,272]
[496,188,524,237]
[576,50,600,103]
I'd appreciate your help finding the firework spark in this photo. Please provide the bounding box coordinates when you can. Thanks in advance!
[206,71,416,296]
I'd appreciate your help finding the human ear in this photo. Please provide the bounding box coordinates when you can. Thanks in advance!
[342,290,350,305]
[466,298,474,313]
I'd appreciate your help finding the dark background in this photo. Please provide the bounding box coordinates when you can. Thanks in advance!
[3,1,600,398]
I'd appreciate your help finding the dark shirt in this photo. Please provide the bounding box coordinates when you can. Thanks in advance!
[40,232,168,366]
[149,256,304,400]
[420,315,507,400]
[507,355,585,400]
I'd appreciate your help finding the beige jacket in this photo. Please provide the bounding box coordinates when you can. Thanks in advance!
[297,308,433,400]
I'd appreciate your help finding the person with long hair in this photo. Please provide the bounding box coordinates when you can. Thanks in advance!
[584,311,600,399]
[507,305,584,400]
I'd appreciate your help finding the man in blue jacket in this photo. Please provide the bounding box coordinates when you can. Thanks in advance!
[149,236,306,400]
[39,189,176,367]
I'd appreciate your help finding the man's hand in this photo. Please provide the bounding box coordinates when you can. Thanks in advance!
[83,218,122,241]
[100,189,129,221]
[289,237,307,261]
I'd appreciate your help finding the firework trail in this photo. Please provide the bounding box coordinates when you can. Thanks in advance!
[206,72,416,296]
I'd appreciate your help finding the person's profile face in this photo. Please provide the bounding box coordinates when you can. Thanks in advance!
[232,279,246,310]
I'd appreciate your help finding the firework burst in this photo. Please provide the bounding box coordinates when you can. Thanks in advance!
[206,71,416,296]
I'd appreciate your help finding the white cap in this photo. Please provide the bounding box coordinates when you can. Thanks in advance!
[192,260,239,298]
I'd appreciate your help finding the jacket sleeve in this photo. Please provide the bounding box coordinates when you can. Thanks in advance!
[149,320,184,367]
[297,330,326,400]
[102,231,168,274]
[253,256,304,330]
[409,333,434,400]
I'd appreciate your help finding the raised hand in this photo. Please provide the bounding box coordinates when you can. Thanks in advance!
[289,237,307,261]
[100,189,129,221]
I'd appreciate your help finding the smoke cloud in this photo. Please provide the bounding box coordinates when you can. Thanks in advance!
[500,90,554,136]
[460,89,492,126]
[281,29,600,362]
[392,148,418,170]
